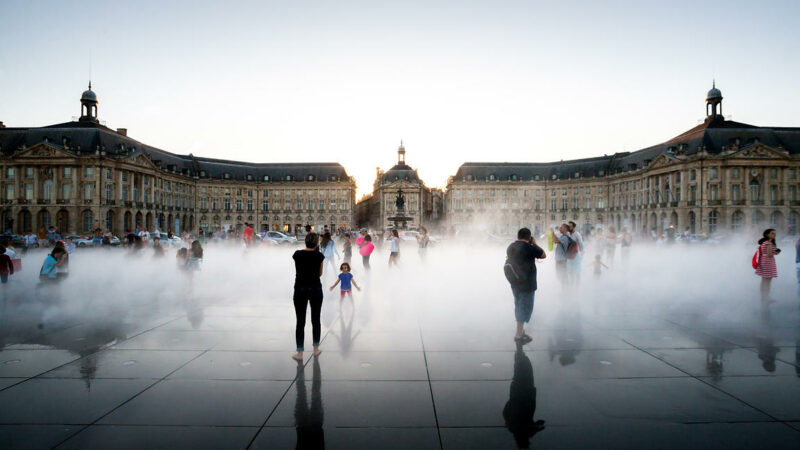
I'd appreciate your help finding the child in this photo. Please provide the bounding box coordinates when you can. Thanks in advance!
[593,254,609,278]
[176,248,189,270]
[0,245,14,289]
[342,232,353,264]
[330,262,361,303]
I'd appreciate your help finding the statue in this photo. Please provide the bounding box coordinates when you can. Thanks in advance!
[395,189,405,210]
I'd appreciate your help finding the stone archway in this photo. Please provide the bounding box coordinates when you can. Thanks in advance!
[17,209,31,234]
[37,209,52,232]
[56,209,69,234]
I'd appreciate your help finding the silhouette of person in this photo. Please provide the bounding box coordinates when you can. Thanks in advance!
[503,343,545,448]
[295,356,324,449]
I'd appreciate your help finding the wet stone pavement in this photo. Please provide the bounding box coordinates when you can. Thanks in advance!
[1,286,799,449]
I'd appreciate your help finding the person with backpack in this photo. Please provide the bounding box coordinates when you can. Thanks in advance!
[754,228,780,303]
[505,228,546,344]
[567,221,584,285]
[552,224,573,290]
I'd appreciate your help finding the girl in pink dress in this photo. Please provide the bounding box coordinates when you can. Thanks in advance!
[755,228,780,303]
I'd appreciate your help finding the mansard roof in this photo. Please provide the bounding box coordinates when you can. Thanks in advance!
[454,118,800,182]
[0,121,351,182]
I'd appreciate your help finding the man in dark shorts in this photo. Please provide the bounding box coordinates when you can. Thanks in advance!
[506,228,546,343]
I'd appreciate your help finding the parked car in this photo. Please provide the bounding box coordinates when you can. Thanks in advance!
[66,235,93,247]
[263,231,297,245]
[0,234,27,248]
[157,232,183,247]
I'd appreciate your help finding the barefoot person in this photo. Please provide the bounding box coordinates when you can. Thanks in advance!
[505,227,546,343]
[292,232,325,361]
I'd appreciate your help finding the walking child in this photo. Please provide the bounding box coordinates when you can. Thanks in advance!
[330,262,361,305]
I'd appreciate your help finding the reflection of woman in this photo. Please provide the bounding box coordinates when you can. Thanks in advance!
[295,355,324,449]
[504,344,545,448]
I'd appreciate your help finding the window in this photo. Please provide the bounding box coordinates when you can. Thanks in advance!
[769,168,777,179]
[789,169,797,180]
[708,211,718,234]
[731,211,744,231]
[42,180,53,201]
[263,190,269,197]
[535,199,541,210]
[122,186,128,201]
[201,198,208,209]
[213,199,218,210]
[62,183,71,200]
[83,210,93,233]
[675,172,681,182]
[789,185,797,202]
[675,187,681,202]
[307,199,313,210]
[749,181,760,201]
[236,200,242,211]
[122,171,128,182]
[585,198,591,209]
[550,199,556,210]
[25,167,33,178]
[262,200,269,211]
[709,185,718,201]
[263,175,270,181]
[84,184,92,200]
[709,167,718,180]
[770,185,778,203]
[63,167,71,177]
[330,199,337,209]
[732,185,740,202]
[690,186,697,202]
[6,167,14,178]
[598,186,603,194]
[225,199,231,210]
[731,168,740,179]
[585,187,591,194]
[597,198,605,208]
[6,184,13,200]
[25,184,33,200]
[319,200,325,210]
[690,170,696,181]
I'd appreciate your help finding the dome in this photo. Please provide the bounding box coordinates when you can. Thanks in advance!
[81,88,97,102]
[706,83,722,101]
[381,164,419,183]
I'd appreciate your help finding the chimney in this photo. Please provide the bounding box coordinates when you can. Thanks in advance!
[117,128,127,136]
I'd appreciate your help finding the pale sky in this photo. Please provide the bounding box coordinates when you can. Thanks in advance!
[2,0,799,197]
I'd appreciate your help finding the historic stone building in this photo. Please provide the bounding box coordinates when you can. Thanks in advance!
[356,143,434,230]
[0,85,357,236]
[445,84,800,237]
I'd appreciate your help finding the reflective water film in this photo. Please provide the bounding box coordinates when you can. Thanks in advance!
[0,235,799,449]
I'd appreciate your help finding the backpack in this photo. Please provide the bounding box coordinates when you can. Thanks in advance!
[752,246,761,270]
[504,257,527,286]
[566,236,579,260]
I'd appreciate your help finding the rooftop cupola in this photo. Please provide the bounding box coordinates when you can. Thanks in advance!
[398,140,406,165]
[79,82,98,123]
[705,80,722,121]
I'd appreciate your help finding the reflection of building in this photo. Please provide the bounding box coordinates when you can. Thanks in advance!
[446,84,800,236]
[356,143,433,230]
[0,85,356,235]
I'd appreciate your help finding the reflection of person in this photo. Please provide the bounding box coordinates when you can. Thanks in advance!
[295,355,324,450]
[504,343,545,448]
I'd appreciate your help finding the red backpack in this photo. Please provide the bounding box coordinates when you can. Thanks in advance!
[751,246,761,270]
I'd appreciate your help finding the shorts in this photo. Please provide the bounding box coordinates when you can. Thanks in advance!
[340,289,352,298]
[0,274,7,283]
[512,289,535,323]
[390,251,399,258]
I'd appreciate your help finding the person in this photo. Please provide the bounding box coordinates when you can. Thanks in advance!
[330,262,361,305]
[0,245,14,290]
[47,226,57,246]
[37,227,48,248]
[416,226,430,260]
[342,232,353,264]
[566,221,584,285]
[153,238,165,257]
[64,238,76,255]
[388,229,400,267]
[3,243,16,260]
[92,228,103,248]
[132,236,145,253]
[320,231,339,275]
[24,231,36,253]
[593,254,609,278]
[605,227,617,265]
[755,228,780,303]
[359,234,374,270]
[125,229,136,248]
[243,222,254,246]
[186,240,203,272]
[40,247,67,282]
[176,248,189,270]
[198,229,206,245]
[506,227,546,343]
[552,224,571,289]
[620,227,633,262]
[292,232,325,361]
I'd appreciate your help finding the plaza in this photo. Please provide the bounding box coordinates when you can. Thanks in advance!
[0,242,798,449]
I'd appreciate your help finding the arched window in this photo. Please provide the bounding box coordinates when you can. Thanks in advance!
[510,174,519,181]
[83,210,93,233]
[286,175,293,181]
[488,174,496,181]
[731,211,743,231]
[307,175,315,181]
[708,210,718,234]
[465,174,473,181]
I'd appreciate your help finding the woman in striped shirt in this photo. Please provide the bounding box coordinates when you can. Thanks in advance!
[755,228,780,303]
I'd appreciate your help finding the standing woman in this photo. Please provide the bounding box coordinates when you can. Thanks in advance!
[320,231,339,276]
[388,229,400,267]
[416,226,430,261]
[755,228,780,303]
[292,232,325,361]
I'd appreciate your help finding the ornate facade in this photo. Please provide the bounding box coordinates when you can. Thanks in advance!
[356,143,433,230]
[0,86,357,236]
[445,85,800,236]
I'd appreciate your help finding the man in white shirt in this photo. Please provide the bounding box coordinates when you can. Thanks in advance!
[25,232,37,253]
